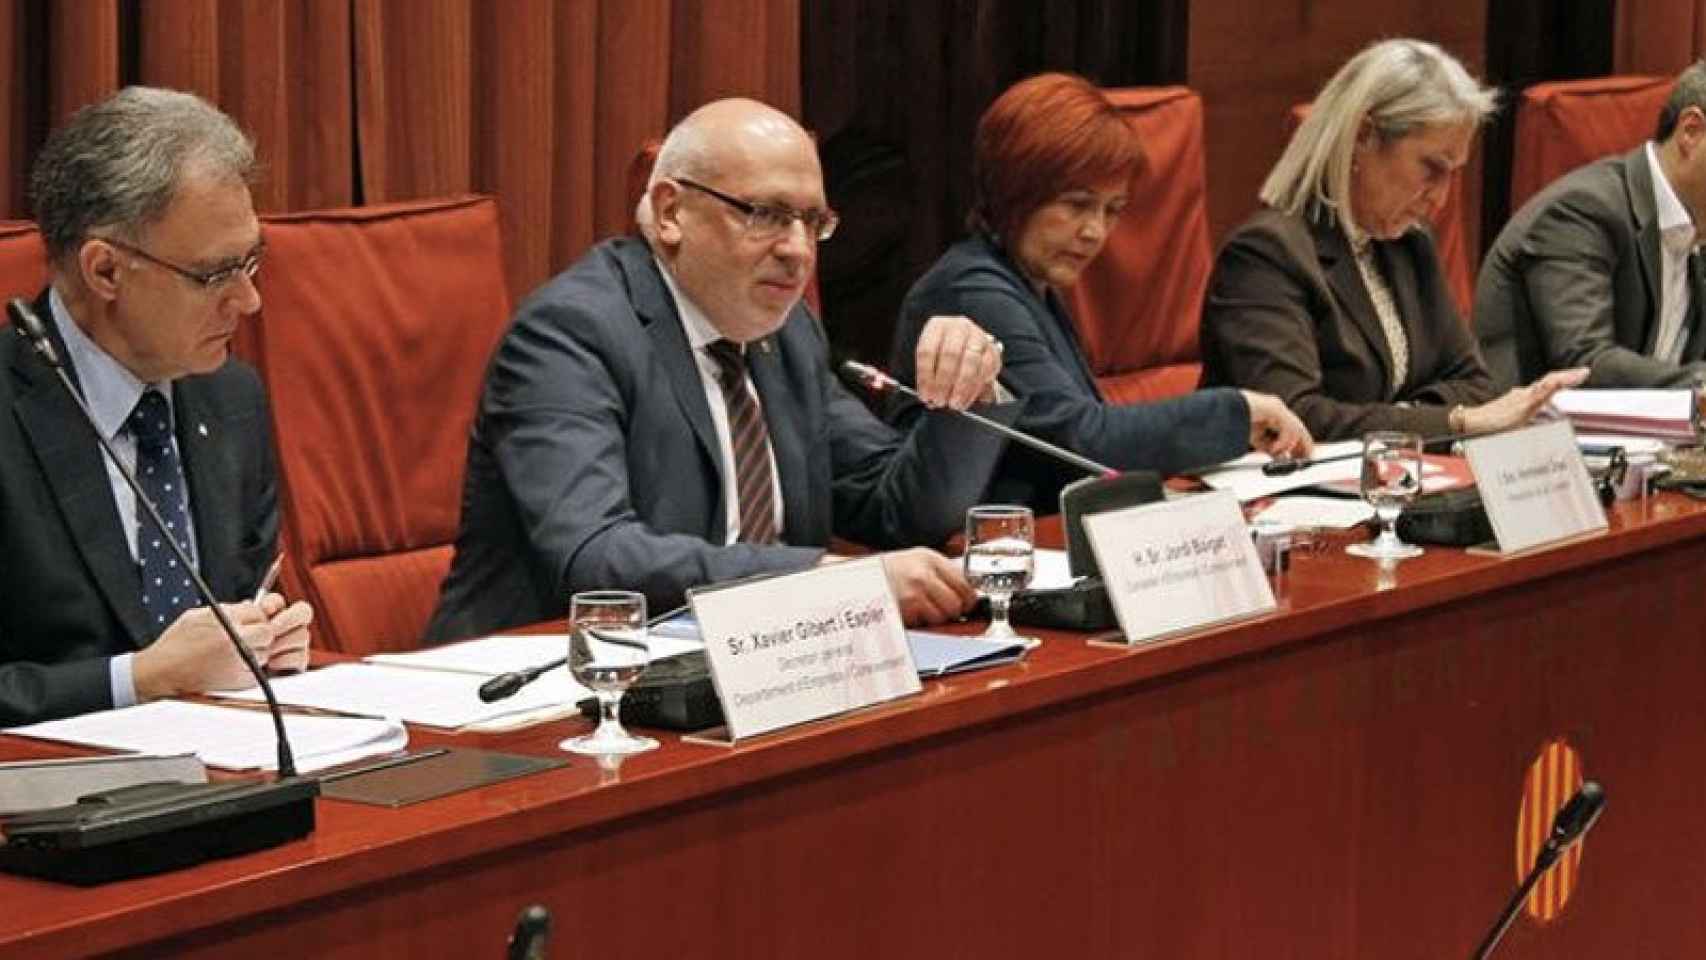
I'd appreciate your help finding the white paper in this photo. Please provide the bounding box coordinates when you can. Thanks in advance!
[1196,439,1364,501]
[219,662,594,729]
[1551,389,1695,441]
[1028,548,1076,590]
[1251,496,1376,530]
[1084,490,1276,645]
[1465,420,1607,554]
[692,557,919,741]
[366,630,703,676]
[6,700,408,773]
[1574,433,1669,456]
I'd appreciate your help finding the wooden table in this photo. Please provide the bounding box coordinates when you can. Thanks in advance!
[5,494,1706,958]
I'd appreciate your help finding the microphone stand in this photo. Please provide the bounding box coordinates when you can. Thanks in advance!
[1472,781,1606,959]
[838,359,1118,479]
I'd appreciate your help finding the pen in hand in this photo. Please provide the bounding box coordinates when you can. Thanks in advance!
[252,553,284,604]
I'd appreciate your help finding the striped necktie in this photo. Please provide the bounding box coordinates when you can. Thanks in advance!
[704,340,778,544]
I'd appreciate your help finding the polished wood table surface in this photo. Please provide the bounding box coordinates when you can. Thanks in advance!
[5,493,1706,958]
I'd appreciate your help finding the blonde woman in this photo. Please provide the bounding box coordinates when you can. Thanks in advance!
[1201,39,1583,441]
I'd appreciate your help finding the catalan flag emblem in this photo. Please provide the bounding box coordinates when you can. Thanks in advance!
[1514,738,1584,923]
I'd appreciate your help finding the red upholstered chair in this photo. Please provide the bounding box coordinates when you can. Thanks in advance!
[1066,87,1211,404]
[1286,102,1475,321]
[0,221,47,311]
[244,196,513,654]
[1509,76,1674,214]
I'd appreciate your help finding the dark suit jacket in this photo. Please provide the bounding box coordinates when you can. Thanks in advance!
[1475,147,1706,389]
[424,238,1013,643]
[888,235,1250,512]
[0,291,279,725]
[1200,208,1495,442]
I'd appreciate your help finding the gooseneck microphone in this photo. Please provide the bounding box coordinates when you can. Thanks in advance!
[839,359,1118,479]
[480,609,685,703]
[8,297,298,777]
[1472,780,1606,959]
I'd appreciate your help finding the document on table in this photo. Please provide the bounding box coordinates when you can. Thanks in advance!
[1029,548,1076,590]
[5,700,407,773]
[365,630,705,676]
[1251,496,1376,529]
[217,662,594,729]
[1552,389,1695,441]
[1196,440,1364,501]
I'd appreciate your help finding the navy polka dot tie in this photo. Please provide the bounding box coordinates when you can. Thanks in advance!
[127,389,196,633]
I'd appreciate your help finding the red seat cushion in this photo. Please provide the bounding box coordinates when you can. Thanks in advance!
[0,222,47,314]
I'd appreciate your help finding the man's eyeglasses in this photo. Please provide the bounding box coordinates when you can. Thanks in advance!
[674,178,839,242]
[98,235,264,292]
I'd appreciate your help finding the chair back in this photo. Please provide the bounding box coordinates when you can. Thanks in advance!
[0,222,47,314]
[246,196,513,653]
[1510,76,1674,214]
[1066,87,1210,404]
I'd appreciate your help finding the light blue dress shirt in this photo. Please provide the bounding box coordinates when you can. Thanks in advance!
[49,288,200,708]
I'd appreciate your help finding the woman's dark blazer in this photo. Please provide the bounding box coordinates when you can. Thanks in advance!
[1200,208,1495,442]
[889,235,1250,513]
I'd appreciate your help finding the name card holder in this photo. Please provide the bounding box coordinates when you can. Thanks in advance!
[1464,420,1607,556]
[1083,490,1276,647]
[683,558,920,745]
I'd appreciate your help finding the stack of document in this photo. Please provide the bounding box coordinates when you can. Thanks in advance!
[1197,440,1365,501]
[6,700,407,773]
[218,661,589,730]
[1552,389,1695,442]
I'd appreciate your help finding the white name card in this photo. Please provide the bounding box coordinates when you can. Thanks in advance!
[1465,419,1606,554]
[1083,490,1276,645]
[690,558,920,741]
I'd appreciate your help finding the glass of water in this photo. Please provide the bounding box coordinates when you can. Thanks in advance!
[1346,431,1425,561]
[964,504,1037,647]
[560,590,658,756]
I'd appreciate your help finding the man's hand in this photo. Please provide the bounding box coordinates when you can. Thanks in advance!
[133,602,272,701]
[880,547,978,626]
[1240,390,1314,459]
[257,593,313,674]
[913,315,1003,410]
[132,596,317,701]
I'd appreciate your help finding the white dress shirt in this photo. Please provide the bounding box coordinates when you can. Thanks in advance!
[1646,141,1696,365]
[654,258,786,545]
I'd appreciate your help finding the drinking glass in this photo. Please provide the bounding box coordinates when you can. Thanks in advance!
[963,505,1037,647]
[559,590,658,756]
[1346,431,1425,561]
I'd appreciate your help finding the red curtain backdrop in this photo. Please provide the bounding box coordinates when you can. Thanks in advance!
[0,0,799,300]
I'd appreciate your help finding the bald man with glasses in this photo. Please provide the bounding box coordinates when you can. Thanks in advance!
[426,97,1021,642]
[0,87,311,725]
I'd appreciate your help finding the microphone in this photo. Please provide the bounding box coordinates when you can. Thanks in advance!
[1471,780,1606,959]
[479,606,688,703]
[838,359,1118,479]
[0,297,317,885]
[1260,431,1473,476]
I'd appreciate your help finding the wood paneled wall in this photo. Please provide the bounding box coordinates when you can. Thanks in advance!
[1187,1,1488,249]
[0,0,798,300]
[2,1,1701,324]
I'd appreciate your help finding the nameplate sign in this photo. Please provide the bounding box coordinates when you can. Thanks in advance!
[689,558,920,742]
[1464,419,1606,554]
[1083,490,1276,645]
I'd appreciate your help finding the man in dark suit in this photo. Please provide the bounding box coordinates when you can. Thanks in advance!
[0,88,311,725]
[1477,62,1706,389]
[427,98,1015,642]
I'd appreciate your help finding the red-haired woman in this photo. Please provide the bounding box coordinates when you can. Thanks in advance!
[887,73,1309,511]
